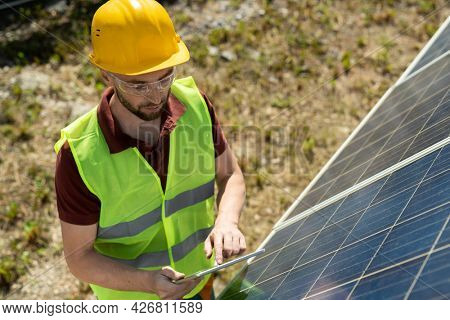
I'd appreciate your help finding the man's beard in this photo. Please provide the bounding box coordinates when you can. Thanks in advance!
[115,88,167,121]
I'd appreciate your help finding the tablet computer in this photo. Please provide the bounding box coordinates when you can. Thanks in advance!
[172,248,265,284]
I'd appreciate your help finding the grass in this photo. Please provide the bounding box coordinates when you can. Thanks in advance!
[0,82,43,143]
[2,202,19,224]
[186,35,209,67]
[209,28,229,46]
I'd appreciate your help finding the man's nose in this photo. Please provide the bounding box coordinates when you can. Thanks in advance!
[144,89,163,104]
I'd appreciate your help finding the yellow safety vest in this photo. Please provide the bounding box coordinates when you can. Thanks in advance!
[54,76,216,299]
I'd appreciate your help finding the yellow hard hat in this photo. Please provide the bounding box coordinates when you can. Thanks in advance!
[88,0,190,75]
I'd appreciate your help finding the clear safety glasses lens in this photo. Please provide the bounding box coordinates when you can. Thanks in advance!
[110,69,176,97]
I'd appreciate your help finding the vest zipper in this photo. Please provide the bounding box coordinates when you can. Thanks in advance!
[132,147,175,269]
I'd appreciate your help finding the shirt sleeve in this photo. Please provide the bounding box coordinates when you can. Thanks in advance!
[199,90,229,158]
[54,141,101,225]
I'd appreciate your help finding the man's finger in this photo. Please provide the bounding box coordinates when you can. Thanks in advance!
[161,266,184,280]
[239,236,247,254]
[232,235,240,255]
[204,235,212,258]
[223,233,233,258]
[214,232,224,264]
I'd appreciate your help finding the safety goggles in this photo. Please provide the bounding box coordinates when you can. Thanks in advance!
[108,68,176,97]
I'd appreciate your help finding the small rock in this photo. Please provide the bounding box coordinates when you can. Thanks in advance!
[269,76,278,84]
[249,49,260,60]
[208,46,219,56]
[220,50,236,61]
[279,8,289,17]
[0,90,9,100]
[47,0,68,13]
[71,100,94,118]
[219,1,228,11]
[17,69,50,92]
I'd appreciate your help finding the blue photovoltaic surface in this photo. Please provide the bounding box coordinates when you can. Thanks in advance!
[220,146,449,299]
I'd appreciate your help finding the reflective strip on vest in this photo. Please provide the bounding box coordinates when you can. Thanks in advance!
[112,250,170,268]
[107,226,213,268]
[97,206,162,239]
[165,178,215,217]
[172,226,213,261]
[96,179,214,239]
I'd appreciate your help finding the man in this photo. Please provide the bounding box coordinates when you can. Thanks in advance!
[54,0,246,300]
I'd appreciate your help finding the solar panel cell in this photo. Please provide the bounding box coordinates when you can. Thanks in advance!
[300,213,361,263]
[343,187,416,245]
[308,282,354,300]
[271,255,331,299]
[350,258,425,300]
[263,219,304,252]
[398,170,450,222]
[436,220,450,248]
[247,275,285,300]
[367,205,449,272]
[330,177,386,223]
[288,200,343,242]
[402,116,450,160]
[257,234,315,283]
[408,249,450,300]
[371,151,437,204]
[426,92,449,127]
[308,231,387,296]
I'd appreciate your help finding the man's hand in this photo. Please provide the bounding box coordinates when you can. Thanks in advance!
[204,221,246,264]
[148,266,202,300]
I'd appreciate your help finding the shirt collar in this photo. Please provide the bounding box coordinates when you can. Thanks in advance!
[97,86,186,154]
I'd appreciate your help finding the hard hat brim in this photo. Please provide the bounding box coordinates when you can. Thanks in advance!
[89,39,191,76]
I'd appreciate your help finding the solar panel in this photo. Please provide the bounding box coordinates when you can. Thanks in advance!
[284,52,449,220]
[219,19,450,300]
[220,147,449,299]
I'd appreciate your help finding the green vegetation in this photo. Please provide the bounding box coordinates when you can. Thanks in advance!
[209,28,229,46]
[186,35,209,67]
[2,202,19,224]
[341,51,352,73]
[0,82,43,143]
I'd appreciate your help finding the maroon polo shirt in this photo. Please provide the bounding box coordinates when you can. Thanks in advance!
[55,86,228,225]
